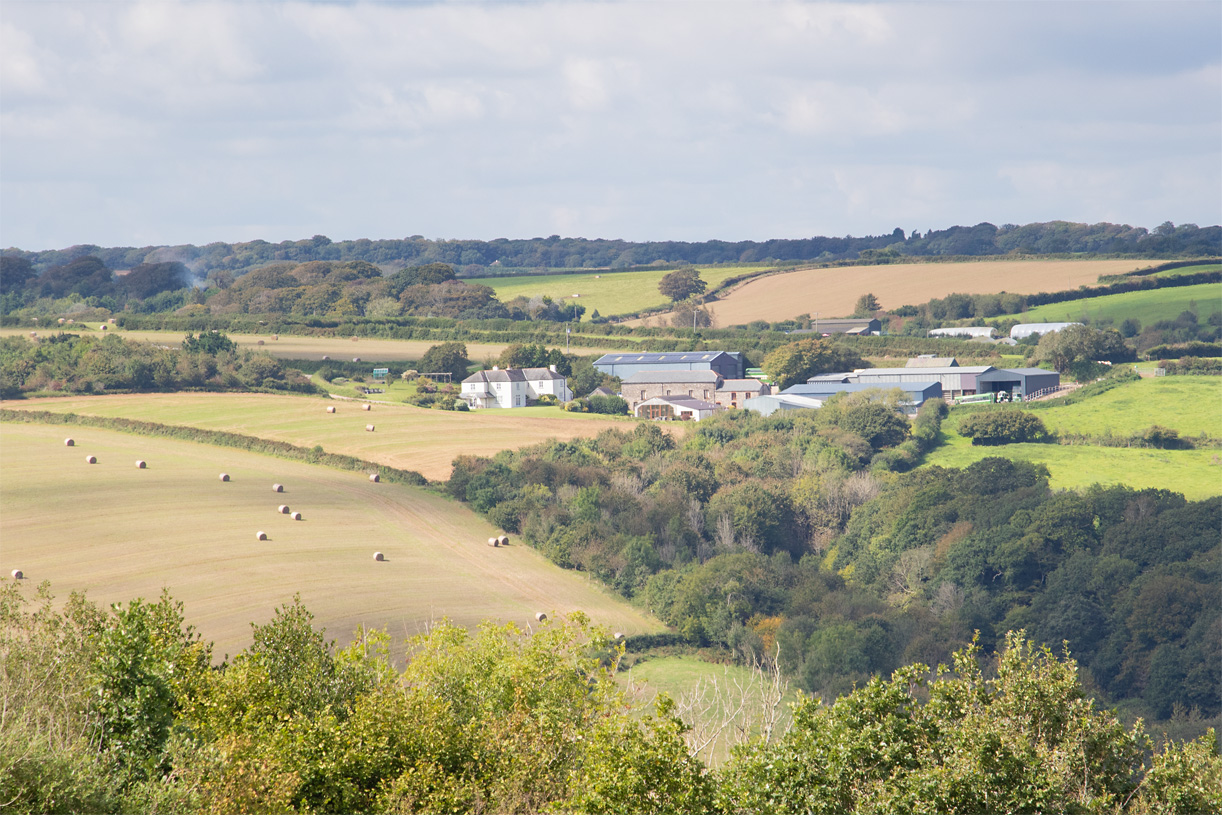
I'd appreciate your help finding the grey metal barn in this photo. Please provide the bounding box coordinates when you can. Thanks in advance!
[593,351,744,380]
[975,368,1061,400]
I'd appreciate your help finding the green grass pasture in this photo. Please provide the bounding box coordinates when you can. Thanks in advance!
[466,266,769,317]
[925,429,1221,499]
[1,422,661,660]
[623,656,799,765]
[1151,263,1221,277]
[1024,376,1221,439]
[4,393,648,482]
[999,282,1221,326]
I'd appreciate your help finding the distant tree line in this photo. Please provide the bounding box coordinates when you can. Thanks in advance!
[5,220,1218,279]
[0,333,317,399]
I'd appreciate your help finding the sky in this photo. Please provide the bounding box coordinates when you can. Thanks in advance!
[1,0,1219,251]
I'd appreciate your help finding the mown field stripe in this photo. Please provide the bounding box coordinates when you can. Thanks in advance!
[0,408,430,486]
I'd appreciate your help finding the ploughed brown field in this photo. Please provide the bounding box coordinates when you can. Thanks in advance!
[635,259,1165,327]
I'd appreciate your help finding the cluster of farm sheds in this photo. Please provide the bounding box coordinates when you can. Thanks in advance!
[460,340,1064,421]
[6,412,548,626]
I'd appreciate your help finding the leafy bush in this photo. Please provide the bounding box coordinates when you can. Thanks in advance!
[958,410,1050,445]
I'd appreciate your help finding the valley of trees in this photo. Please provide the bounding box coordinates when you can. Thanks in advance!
[448,401,1220,728]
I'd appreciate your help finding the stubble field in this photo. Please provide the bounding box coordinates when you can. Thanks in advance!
[3,392,658,481]
[696,259,1167,326]
[0,422,662,660]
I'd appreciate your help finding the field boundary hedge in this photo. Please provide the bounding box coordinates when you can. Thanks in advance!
[0,409,430,486]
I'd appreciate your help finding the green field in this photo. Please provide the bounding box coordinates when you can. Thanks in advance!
[4,392,653,482]
[466,265,770,317]
[1023,376,1221,438]
[624,656,799,765]
[998,282,1221,326]
[1,422,662,660]
[923,434,1220,499]
[1150,263,1221,277]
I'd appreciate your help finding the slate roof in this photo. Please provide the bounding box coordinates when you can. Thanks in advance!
[596,351,732,364]
[622,370,722,385]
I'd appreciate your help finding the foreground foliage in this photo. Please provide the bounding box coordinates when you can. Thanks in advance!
[1,582,1217,814]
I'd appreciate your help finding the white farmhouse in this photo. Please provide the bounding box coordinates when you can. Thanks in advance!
[460,366,573,409]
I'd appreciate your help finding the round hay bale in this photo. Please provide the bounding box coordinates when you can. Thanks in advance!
[107,318,115,324]
[85,455,96,464]
[278,505,289,514]
[369,473,380,482]
[219,473,230,482]
[64,438,74,447]
[365,424,375,432]
[321,355,330,360]
[535,612,547,622]
[135,460,146,469]
[326,406,336,413]
[373,551,385,562]
[614,632,624,640]
[58,318,65,325]
[351,336,359,342]
[272,483,284,492]
[290,511,302,521]
[352,356,361,362]
[11,569,23,580]
[66,319,74,324]
[488,537,498,546]
[100,324,107,330]
[498,535,509,547]
[257,339,265,346]
[362,403,371,411]
[256,531,267,541]
[29,331,37,337]
[272,334,278,340]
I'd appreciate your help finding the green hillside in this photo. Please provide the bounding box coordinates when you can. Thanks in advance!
[1000,281,1221,325]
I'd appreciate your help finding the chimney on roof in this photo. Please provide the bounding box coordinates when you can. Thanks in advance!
[492,366,499,370]
[549,364,556,372]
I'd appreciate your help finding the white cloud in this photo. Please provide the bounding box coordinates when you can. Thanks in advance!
[0,0,1218,249]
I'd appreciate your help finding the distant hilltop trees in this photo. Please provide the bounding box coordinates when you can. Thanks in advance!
[4,220,1219,278]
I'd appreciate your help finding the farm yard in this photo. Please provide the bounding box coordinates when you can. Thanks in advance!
[685,259,1167,326]
[0,421,662,660]
[2,392,659,481]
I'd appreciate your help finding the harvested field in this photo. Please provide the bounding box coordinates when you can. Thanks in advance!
[653,260,1168,327]
[3,393,680,481]
[0,328,632,362]
[1,422,662,660]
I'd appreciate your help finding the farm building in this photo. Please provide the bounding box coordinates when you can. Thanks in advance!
[928,327,996,339]
[461,366,573,409]
[588,386,617,398]
[714,378,771,409]
[975,368,1061,400]
[740,393,826,417]
[593,351,744,380]
[906,356,959,368]
[621,370,721,412]
[781,381,943,414]
[788,318,881,336]
[844,366,995,399]
[1010,322,1082,340]
[635,396,720,421]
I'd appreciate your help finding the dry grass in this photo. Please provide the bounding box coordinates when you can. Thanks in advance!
[692,260,1167,326]
[3,393,678,481]
[1,422,662,660]
[0,328,631,362]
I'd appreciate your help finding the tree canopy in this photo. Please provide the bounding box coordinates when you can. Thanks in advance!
[658,267,707,302]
